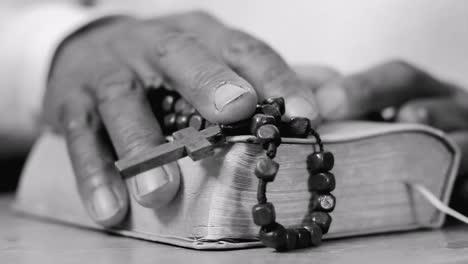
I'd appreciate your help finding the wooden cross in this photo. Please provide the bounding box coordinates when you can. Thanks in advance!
[115,126,224,178]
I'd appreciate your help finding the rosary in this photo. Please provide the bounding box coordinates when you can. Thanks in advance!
[115,88,336,251]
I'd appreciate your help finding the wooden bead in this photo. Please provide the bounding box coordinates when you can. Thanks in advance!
[250,114,276,135]
[174,98,195,115]
[252,202,276,226]
[309,212,332,234]
[220,119,250,135]
[307,151,334,173]
[255,158,279,182]
[175,115,189,130]
[308,172,336,192]
[286,117,310,138]
[163,113,177,131]
[294,227,312,248]
[261,104,282,122]
[259,223,287,249]
[303,223,323,247]
[315,194,336,212]
[188,114,205,131]
[161,95,176,113]
[256,124,281,146]
[263,97,285,115]
[277,228,298,251]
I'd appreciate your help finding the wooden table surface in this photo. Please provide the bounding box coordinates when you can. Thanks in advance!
[1,194,468,264]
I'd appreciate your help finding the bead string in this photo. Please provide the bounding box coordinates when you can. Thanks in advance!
[154,88,336,252]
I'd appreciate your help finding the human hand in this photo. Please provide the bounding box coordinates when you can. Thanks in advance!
[45,11,324,227]
[314,60,468,204]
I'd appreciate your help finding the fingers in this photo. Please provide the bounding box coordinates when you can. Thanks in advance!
[155,12,321,125]
[396,97,468,132]
[316,60,456,120]
[293,65,341,91]
[137,22,258,124]
[91,61,180,208]
[221,30,321,124]
[62,91,128,227]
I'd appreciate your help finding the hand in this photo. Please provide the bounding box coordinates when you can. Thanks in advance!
[314,60,468,204]
[45,11,324,227]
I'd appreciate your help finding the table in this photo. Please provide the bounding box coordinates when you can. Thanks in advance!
[1,194,468,264]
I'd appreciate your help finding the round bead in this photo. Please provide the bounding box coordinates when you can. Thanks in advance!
[286,117,310,138]
[303,223,323,247]
[161,95,176,113]
[163,113,177,131]
[307,151,334,173]
[174,98,195,115]
[250,114,276,135]
[261,104,282,122]
[255,158,279,182]
[252,202,276,226]
[188,114,205,131]
[316,194,336,212]
[294,227,312,248]
[175,115,189,130]
[309,212,332,234]
[259,223,287,250]
[256,124,281,147]
[263,97,285,115]
[308,172,336,192]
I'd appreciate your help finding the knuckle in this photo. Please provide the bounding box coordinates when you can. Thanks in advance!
[384,59,421,84]
[151,25,200,58]
[223,29,274,61]
[92,69,141,103]
[342,74,375,103]
[187,10,220,25]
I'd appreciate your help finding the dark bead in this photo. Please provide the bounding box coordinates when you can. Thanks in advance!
[255,158,279,182]
[277,228,298,251]
[266,143,277,159]
[256,124,281,147]
[307,151,334,173]
[175,115,189,130]
[294,227,312,248]
[309,212,332,234]
[308,172,336,192]
[263,97,285,115]
[287,117,310,138]
[261,104,282,122]
[174,98,195,115]
[259,223,287,249]
[250,114,276,135]
[220,119,250,135]
[188,114,205,131]
[252,202,276,226]
[163,113,177,131]
[315,194,336,212]
[161,95,176,113]
[303,223,323,247]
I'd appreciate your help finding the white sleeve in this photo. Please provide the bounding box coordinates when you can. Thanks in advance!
[0,3,126,141]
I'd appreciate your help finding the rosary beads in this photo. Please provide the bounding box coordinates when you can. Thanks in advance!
[149,88,336,251]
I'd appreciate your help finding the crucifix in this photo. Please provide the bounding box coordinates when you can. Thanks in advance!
[115,126,224,178]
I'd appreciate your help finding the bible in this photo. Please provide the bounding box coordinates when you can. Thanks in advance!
[14,121,459,249]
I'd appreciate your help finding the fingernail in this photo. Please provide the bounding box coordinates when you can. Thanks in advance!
[315,83,348,120]
[91,186,121,220]
[134,167,170,196]
[285,96,321,126]
[398,106,430,124]
[214,82,248,112]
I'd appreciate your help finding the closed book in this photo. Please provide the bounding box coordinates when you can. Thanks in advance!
[14,121,460,249]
